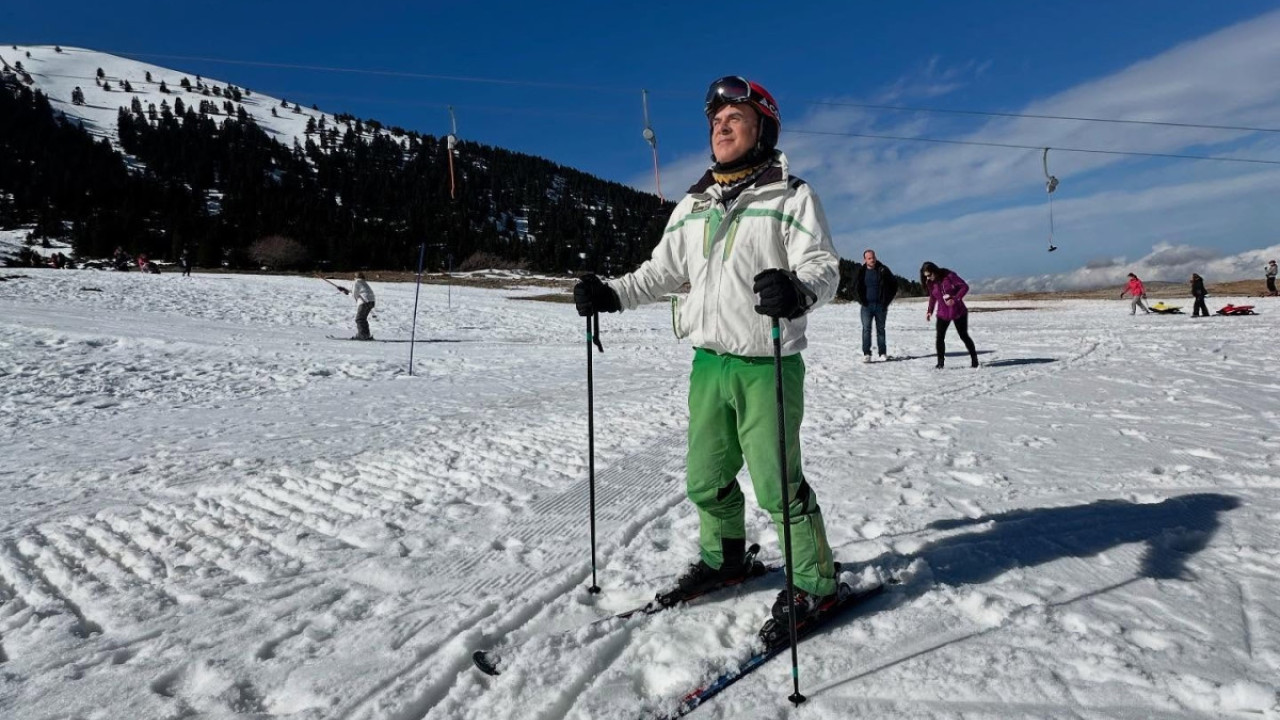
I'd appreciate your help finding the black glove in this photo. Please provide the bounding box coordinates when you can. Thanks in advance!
[753,269,814,319]
[574,274,621,317]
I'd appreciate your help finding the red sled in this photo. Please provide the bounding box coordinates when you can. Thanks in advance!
[1216,304,1256,316]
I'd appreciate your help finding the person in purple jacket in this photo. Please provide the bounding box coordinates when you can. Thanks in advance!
[921,261,979,369]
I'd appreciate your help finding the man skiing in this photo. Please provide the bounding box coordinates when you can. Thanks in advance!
[573,76,840,635]
[849,248,898,361]
[337,272,376,340]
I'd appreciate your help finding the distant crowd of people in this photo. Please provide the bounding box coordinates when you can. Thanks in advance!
[1120,261,1273,317]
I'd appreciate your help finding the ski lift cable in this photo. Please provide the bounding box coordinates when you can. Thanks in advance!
[110,50,636,94]
[807,99,1280,135]
[60,50,1280,166]
[105,49,1280,135]
[791,129,1280,166]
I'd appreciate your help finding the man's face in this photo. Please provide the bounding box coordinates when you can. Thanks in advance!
[710,103,760,165]
[863,251,877,268]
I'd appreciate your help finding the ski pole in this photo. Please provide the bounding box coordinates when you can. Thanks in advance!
[771,316,805,706]
[318,275,348,294]
[408,243,425,375]
[586,312,604,594]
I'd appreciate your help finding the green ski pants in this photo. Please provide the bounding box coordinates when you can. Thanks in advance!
[686,348,836,597]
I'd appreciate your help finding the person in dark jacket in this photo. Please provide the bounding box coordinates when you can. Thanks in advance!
[1190,273,1209,317]
[849,249,899,362]
[922,261,978,369]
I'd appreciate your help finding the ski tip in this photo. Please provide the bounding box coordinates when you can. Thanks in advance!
[472,650,503,676]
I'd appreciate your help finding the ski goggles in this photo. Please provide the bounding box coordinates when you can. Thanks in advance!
[704,76,779,121]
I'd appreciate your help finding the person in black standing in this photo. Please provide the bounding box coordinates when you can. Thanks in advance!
[1190,273,1209,317]
[849,249,898,362]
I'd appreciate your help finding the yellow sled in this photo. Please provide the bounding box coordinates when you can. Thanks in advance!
[1149,302,1183,314]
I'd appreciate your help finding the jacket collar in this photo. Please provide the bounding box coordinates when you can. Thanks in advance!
[688,151,790,197]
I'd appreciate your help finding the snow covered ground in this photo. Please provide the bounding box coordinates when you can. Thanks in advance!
[1,268,1278,719]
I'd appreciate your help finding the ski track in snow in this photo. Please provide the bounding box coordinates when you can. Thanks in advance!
[2,269,1279,719]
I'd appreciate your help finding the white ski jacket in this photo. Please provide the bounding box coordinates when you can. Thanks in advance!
[352,278,375,304]
[607,152,839,357]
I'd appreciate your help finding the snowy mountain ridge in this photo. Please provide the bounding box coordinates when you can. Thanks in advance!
[1,44,398,155]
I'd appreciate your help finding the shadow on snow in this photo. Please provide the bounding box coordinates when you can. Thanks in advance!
[804,492,1242,695]
[908,492,1240,583]
[982,357,1057,367]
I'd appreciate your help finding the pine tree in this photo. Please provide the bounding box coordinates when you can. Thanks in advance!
[181,77,191,90]
[123,80,133,92]
[146,71,152,82]
[174,97,185,114]
[159,80,169,93]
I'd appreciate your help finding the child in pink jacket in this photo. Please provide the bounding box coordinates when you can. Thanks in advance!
[1121,273,1149,315]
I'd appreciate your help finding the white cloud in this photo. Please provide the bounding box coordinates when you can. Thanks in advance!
[799,9,1280,224]
[978,241,1280,293]
[854,164,1280,284]
[632,10,1280,286]
[876,56,992,103]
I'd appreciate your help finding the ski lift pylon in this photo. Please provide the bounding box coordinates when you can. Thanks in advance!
[641,89,664,200]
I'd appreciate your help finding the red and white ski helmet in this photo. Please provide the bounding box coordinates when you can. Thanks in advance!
[704,75,780,150]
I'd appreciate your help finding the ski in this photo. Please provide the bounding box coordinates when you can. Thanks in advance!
[654,579,887,719]
[473,544,779,676]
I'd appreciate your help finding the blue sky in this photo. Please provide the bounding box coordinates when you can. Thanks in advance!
[5,1,1280,287]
